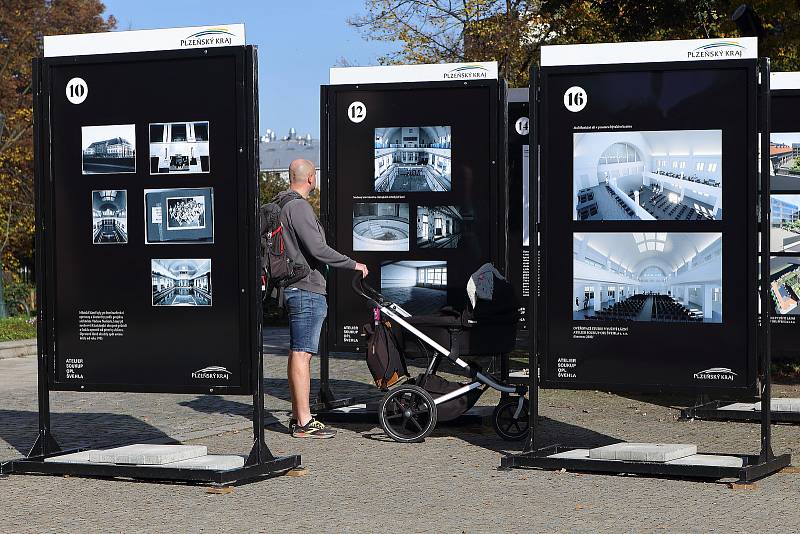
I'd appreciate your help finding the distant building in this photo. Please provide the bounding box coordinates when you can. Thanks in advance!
[84,137,134,158]
[259,127,320,188]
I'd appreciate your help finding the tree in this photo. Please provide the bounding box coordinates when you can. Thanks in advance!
[349,1,800,87]
[0,0,115,317]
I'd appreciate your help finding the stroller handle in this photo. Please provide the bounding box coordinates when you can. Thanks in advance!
[352,271,385,305]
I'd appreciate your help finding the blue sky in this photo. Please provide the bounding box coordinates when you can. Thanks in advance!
[102,0,396,138]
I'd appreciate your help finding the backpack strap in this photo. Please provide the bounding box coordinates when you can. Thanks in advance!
[274,190,303,209]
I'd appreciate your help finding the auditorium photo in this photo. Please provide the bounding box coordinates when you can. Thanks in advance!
[380,260,447,315]
[417,206,464,248]
[81,124,136,174]
[573,232,722,323]
[151,259,212,307]
[770,256,800,315]
[144,188,214,244]
[770,133,800,189]
[770,194,800,253]
[352,202,409,251]
[374,126,452,192]
[149,121,210,174]
[573,130,722,221]
[91,190,127,244]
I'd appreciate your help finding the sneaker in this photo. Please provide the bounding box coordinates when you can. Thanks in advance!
[292,418,337,439]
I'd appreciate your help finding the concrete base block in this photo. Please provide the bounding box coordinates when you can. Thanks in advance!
[44,451,95,464]
[588,443,697,462]
[143,454,244,471]
[755,398,800,413]
[718,402,758,411]
[88,444,207,465]
[548,449,591,460]
[666,454,744,468]
[45,451,245,471]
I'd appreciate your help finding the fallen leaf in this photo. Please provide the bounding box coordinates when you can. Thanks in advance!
[206,487,233,495]
[728,482,758,491]
[286,467,309,477]
[780,466,800,474]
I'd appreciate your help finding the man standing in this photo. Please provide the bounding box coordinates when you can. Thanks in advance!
[273,159,368,438]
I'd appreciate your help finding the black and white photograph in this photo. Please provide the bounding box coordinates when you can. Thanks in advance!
[91,190,128,244]
[149,121,210,174]
[168,196,206,229]
[417,206,464,248]
[770,194,800,253]
[144,188,214,244]
[770,133,800,189]
[573,130,722,221]
[151,259,212,307]
[82,124,136,174]
[770,256,800,315]
[352,202,409,251]
[374,126,452,192]
[380,261,447,315]
[573,232,722,323]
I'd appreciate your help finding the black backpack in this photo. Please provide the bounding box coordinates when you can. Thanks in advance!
[259,191,310,296]
[363,319,408,390]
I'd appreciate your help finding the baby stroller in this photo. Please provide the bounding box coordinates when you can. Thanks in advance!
[353,269,529,443]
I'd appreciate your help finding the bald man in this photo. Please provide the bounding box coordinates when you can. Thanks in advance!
[273,159,368,438]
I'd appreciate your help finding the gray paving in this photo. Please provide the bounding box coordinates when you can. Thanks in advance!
[0,326,799,533]
[588,442,696,462]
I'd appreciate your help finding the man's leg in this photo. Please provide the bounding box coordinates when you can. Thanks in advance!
[288,349,313,425]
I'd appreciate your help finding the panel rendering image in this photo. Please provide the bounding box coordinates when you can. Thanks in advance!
[417,206,464,248]
[770,257,800,315]
[770,133,800,183]
[151,259,212,306]
[144,188,214,244]
[82,124,136,174]
[374,126,452,192]
[149,121,210,173]
[380,261,447,315]
[770,195,800,253]
[573,232,722,323]
[573,130,722,221]
[352,203,409,251]
[91,190,128,244]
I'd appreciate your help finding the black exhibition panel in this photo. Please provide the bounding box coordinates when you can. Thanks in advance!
[768,86,800,362]
[538,61,759,394]
[507,88,530,327]
[321,80,505,353]
[36,47,258,395]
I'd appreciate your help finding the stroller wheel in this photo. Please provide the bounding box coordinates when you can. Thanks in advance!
[379,385,438,443]
[492,397,530,441]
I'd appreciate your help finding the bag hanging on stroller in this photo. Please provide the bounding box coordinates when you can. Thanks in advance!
[364,318,408,390]
[414,373,484,422]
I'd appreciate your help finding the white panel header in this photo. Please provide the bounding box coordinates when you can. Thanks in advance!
[330,62,498,85]
[771,72,800,90]
[541,37,757,67]
[44,24,245,57]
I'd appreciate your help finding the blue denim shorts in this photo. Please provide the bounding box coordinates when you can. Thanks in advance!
[284,288,327,354]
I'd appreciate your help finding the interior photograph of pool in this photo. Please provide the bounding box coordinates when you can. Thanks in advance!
[352,202,410,251]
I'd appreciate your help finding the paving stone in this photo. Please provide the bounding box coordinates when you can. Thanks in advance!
[666,454,744,468]
[87,444,207,465]
[718,402,759,411]
[43,451,95,464]
[588,443,697,462]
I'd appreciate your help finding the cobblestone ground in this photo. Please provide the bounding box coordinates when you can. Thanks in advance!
[0,327,798,533]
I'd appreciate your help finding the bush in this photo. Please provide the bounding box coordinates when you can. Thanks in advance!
[0,316,36,342]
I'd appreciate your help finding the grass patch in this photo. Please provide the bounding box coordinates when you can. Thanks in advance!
[0,316,36,342]
[773,361,800,384]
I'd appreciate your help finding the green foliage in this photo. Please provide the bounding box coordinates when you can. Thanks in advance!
[259,170,321,216]
[0,316,36,341]
[350,1,800,87]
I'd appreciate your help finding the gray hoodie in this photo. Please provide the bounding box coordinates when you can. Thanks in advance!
[275,189,356,295]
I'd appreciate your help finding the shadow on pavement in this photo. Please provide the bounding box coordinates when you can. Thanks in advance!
[0,410,176,457]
